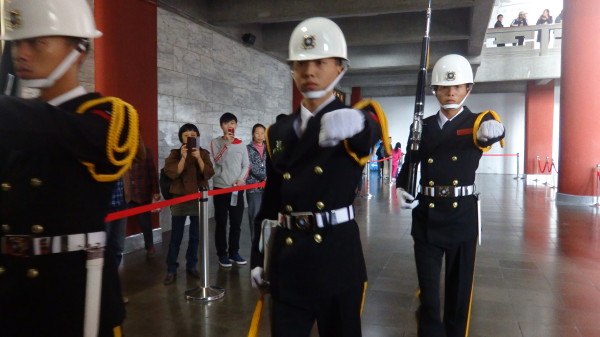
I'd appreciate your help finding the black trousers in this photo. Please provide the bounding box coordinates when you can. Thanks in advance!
[413,237,477,337]
[213,189,245,257]
[271,283,365,337]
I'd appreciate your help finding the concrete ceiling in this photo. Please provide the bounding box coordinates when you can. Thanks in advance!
[161,0,519,96]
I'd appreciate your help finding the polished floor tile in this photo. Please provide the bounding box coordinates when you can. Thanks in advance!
[119,173,600,336]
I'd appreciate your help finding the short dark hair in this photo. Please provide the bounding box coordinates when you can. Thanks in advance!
[252,123,266,134]
[178,123,200,143]
[275,114,287,122]
[497,14,503,19]
[220,112,237,125]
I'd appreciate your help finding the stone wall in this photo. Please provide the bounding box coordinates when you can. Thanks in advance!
[156,8,292,162]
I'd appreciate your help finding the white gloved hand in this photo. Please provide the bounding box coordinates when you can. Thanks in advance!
[476,120,504,142]
[319,108,365,147]
[251,267,265,288]
[396,188,419,209]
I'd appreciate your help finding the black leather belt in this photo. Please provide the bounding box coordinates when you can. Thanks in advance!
[278,205,354,231]
[0,231,106,257]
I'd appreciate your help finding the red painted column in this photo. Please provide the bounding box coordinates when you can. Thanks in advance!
[558,0,600,197]
[524,80,554,174]
[94,1,158,234]
[350,86,362,106]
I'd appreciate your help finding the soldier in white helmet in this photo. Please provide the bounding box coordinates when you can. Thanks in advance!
[396,54,505,337]
[250,17,389,336]
[0,0,139,336]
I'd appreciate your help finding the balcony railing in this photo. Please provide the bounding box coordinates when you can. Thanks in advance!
[485,24,562,56]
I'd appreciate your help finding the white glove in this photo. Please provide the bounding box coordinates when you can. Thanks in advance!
[319,108,365,147]
[476,120,504,142]
[396,188,419,209]
[251,267,265,288]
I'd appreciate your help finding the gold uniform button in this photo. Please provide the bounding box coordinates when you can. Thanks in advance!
[314,166,323,175]
[451,156,458,161]
[452,180,459,186]
[427,158,433,164]
[27,269,39,279]
[31,224,44,234]
[0,266,5,275]
[429,203,435,208]
[285,237,293,245]
[30,178,43,187]
[453,202,458,208]
[283,172,291,180]
[314,234,323,243]
[428,181,435,187]
[1,183,11,191]
[316,201,325,210]
[284,205,293,213]
[1,224,10,233]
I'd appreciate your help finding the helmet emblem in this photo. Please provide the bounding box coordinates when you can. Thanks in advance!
[5,10,22,30]
[302,35,316,50]
[445,71,456,81]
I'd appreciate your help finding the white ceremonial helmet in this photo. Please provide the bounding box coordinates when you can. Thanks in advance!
[0,0,102,88]
[431,54,474,87]
[1,0,102,41]
[288,17,348,99]
[431,54,474,109]
[288,17,348,62]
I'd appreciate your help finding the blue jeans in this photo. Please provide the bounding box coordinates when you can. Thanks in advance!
[166,215,199,273]
[105,205,127,267]
[213,190,244,257]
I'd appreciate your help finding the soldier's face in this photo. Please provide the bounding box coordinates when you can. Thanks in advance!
[435,84,469,107]
[291,58,343,93]
[12,36,74,80]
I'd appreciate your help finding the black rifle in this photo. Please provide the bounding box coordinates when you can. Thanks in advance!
[0,41,19,96]
[407,0,432,196]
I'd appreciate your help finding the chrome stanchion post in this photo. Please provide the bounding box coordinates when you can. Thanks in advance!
[514,153,525,180]
[185,186,225,301]
[549,158,557,189]
[362,163,373,199]
[543,156,550,186]
[388,156,394,185]
[532,155,540,182]
[593,164,600,207]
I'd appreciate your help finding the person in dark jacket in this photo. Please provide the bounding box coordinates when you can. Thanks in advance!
[511,11,529,45]
[250,17,389,337]
[245,123,267,242]
[0,0,139,336]
[396,54,505,337]
[163,123,214,285]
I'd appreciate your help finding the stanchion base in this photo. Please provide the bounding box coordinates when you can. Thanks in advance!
[361,193,373,199]
[591,203,600,208]
[513,176,525,180]
[185,286,225,302]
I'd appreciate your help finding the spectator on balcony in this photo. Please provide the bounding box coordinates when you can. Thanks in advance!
[536,9,553,43]
[494,14,506,47]
[536,9,553,25]
[556,10,563,23]
[494,14,504,28]
[511,11,528,45]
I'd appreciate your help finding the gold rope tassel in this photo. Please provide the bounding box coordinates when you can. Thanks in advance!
[76,97,140,182]
[247,294,264,337]
[472,110,506,152]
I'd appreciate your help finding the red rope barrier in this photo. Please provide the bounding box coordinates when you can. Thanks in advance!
[104,181,266,222]
[368,156,392,163]
[538,159,548,174]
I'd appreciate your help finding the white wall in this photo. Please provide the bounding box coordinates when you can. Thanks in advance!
[372,92,526,174]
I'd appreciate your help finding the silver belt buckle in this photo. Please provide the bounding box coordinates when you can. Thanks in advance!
[437,186,451,198]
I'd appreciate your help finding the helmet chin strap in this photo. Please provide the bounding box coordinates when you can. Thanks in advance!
[301,67,347,99]
[20,41,87,89]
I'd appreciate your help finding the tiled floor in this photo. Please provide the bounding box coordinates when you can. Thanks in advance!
[119,173,600,337]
